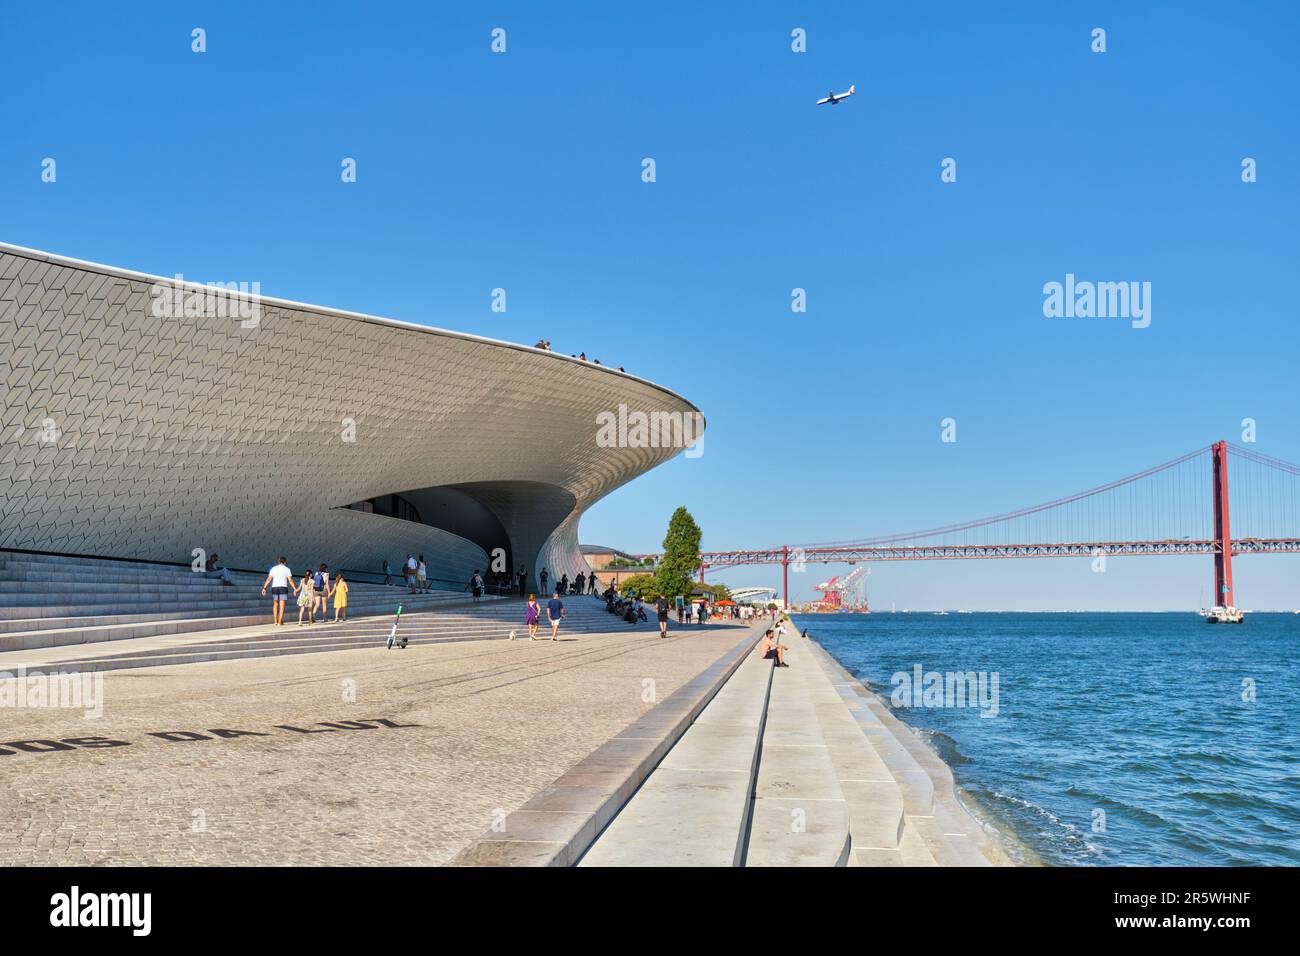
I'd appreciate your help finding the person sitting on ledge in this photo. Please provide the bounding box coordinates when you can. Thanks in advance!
[759,628,789,667]
[205,552,233,585]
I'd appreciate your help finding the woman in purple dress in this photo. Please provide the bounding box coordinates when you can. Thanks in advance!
[524,593,541,641]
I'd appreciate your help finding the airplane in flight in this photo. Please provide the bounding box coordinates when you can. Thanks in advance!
[816,84,856,106]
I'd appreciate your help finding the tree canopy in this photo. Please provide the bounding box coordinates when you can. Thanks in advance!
[655,506,702,600]
[618,573,662,600]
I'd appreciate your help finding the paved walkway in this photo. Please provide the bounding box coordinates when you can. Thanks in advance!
[0,620,752,865]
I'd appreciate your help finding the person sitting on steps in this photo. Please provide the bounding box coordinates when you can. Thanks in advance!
[759,628,789,667]
[205,552,234,585]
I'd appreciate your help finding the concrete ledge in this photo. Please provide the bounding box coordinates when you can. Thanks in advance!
[449,623,766,867]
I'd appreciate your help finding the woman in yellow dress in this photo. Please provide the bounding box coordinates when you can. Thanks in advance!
[331,572,349,623]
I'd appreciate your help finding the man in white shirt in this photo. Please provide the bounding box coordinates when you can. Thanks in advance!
[260,556,296,626]
[405,554,418,594]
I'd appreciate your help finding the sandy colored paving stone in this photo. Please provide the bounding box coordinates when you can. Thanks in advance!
[0,626,748,865]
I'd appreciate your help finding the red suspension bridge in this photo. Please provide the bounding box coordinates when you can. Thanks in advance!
[697,441,1300,614]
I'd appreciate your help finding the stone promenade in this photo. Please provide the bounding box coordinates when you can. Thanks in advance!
[0,621,752,865]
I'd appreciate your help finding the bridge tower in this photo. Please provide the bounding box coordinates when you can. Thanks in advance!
[1212,440,1234,608]
[782,545,789,610]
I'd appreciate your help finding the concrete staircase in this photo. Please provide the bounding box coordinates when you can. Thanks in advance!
[805,639,1007,866]
[578,623,1010,867]
[0,566,667,674]
[578,637,774,866]
[0,550,499,653]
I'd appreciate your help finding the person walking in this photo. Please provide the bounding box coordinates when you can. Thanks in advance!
[260,556,296,626]
[405,554,419,594]
[539,567,548,594]
[546,590,565,641]
[470,569,484,603]
[575,571,585,596]
[382,558,393,586]
[331,572,349,623]
[655,594,670,638]
[589,574,598,595]
[417,555,428,594]
[297,568,316,625]
[314,564,330,621]
[559,573,569,596]
[524,593,541,641]
[517,566,527,597]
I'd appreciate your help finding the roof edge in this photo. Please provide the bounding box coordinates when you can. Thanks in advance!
[0,239,704,421]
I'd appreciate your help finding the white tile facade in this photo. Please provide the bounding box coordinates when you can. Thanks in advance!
[0,243,702,590]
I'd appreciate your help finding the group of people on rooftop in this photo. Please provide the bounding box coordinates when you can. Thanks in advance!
[533,339,626,373]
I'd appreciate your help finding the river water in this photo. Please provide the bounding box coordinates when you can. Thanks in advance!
[795,611,1299,866]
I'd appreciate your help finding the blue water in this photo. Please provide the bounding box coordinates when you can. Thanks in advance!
[796,612,1300,866]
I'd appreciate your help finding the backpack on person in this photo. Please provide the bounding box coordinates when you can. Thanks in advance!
[313,571,325,589]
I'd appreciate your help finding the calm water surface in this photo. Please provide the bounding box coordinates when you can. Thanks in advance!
[795,612,1299,866]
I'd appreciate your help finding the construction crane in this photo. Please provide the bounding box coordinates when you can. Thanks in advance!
[812,566,870,612]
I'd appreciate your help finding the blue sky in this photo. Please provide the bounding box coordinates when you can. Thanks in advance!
[2,2,1297,608]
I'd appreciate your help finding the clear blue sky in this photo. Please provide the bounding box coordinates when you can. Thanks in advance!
[2,2,1297,608]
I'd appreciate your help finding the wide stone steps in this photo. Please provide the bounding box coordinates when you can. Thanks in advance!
[578,640,774,866]
[0,592,472,632]
[0,589,470,616]
[745,637,852,866]
[0,550,512,651]
[0,590,497,651]
[804,639,1001,867]
[1,598,667,673]
[576,622,1006,867]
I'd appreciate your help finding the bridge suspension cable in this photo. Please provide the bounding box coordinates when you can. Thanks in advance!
[695,441,1300,609]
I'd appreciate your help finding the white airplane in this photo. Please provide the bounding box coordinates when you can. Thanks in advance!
[816,84,856,106]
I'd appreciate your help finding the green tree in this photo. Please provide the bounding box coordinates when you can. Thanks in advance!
[656,506,701,602]
[618,573,663,601]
